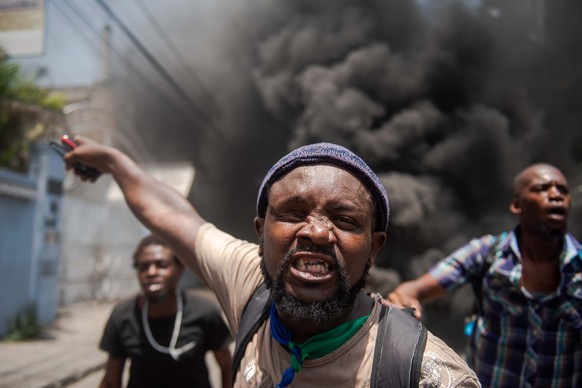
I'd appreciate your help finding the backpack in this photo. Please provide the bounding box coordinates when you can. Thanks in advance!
[232,283,428,387]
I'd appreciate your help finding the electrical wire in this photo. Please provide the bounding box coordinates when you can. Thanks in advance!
[53,0,169,164]
[134,0,222,117]
[92,0,235,151]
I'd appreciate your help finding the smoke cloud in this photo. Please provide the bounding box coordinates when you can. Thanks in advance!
[117,0,582,316]
[245,0,581,270]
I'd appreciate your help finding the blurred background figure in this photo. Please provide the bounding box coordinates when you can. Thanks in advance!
[99,234,232,388]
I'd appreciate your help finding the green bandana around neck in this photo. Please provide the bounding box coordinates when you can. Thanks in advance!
[270,302,369,387]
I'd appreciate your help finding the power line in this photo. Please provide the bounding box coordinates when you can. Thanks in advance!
[56,1,160,104]
[57,0,231,177]
[92,0,235,150]
[53,0,178,163]
[134,0,222,117]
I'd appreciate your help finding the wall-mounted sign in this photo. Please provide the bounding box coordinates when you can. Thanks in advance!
[0,0,45,57]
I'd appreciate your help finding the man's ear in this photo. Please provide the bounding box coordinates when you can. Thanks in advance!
[370,231,387,264]
[254,217,264,237]
[509,197,521,215]
[254,217,265,256]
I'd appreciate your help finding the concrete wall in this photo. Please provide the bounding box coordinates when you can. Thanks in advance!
[59,187,144,304]
[58,162,199,305]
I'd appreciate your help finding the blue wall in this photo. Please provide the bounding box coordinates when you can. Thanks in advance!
[0,141,65,337]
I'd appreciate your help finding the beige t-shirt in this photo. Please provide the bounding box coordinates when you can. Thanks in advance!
[195,224,480,387]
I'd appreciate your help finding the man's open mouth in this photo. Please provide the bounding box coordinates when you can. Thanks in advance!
[288,251,337,282]
[547,206,566,216]
[145,283,162,292]
[294,258,330,273]
[547,205,567,220]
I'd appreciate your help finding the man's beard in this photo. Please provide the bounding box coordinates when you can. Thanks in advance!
[259,245,370,331]
[534,220,568,239]
[143,287,173,304]
[546,225,567,238]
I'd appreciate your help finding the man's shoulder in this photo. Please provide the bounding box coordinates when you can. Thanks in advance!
[477,231,510,247]
[197,222,259,251]
[567,233,582,252]
[420,331,481,387]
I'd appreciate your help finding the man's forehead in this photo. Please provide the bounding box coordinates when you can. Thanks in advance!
[523,166,567,185]
[271,164,371,194]
[268,165,374,214]
[280,163,363,181]
[138,244,172,258]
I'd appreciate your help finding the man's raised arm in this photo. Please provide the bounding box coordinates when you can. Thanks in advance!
[63,136,205,272]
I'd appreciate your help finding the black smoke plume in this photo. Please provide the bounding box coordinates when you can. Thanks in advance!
[116,0,582,350]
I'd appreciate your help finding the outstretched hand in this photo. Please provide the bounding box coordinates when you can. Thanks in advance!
[385,289,424,319]
[369,291,422,319]
[62,135,115,181]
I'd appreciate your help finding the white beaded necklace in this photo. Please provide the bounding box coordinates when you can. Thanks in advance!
[142,291,196,360]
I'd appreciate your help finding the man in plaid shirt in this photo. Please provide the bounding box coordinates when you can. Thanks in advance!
[387,163,582,387]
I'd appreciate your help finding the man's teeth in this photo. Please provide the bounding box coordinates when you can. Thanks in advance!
[295,259,329,273]
[147,284,161,291]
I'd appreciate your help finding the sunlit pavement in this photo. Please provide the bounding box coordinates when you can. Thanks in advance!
[0,300,114,388]
[0,298,225,388]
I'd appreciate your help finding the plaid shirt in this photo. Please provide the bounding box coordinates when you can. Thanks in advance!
[429,228,582,388]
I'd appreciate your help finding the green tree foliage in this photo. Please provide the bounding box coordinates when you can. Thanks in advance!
[0,53,65,171]
[5,303,41,341]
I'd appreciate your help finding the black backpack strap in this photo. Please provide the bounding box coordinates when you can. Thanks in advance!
[231,283,272,384]
[370,306,427,388]
[371,305,428,388]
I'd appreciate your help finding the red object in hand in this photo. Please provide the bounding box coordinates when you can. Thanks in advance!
[49,134,102,179]
[61,134,78,150]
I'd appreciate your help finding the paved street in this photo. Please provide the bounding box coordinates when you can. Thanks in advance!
[0,300,113,387]
[0,299,223,387]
